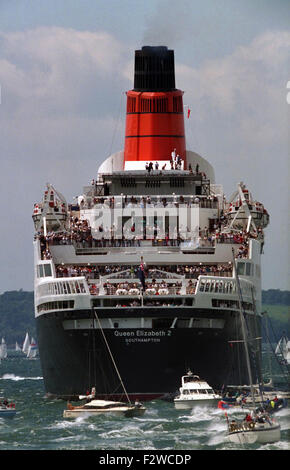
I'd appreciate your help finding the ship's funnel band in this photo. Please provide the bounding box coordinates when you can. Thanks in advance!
[125,134,185,139]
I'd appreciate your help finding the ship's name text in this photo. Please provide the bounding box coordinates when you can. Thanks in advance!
[114,329,171,344]
[114,330,169,337]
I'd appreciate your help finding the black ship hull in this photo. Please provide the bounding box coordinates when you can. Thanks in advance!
[36,307,261,401]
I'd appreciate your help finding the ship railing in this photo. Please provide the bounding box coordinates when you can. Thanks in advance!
[183,270,233,279]
[72,240,181,254]
[37,276,90,297]
[88,274,243,297]
[55,266,233,281]
[100,268,185,281]
[95,277,190,297]
[43,232,249,257]
[90,285,198,297]
[79,192,220,211]
[72,239,217,255]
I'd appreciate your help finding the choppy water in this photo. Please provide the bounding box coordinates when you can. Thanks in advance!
[0,355,289,452]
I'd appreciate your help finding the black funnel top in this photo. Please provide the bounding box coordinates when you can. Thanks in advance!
[133,46,176,92]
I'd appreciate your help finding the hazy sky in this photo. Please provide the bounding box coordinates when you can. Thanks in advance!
[0,0,289,293]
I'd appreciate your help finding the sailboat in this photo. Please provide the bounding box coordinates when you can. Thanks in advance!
[15,342,21,352]
[0,338,8,360]
[287,343,290,365]
[26,338,38,359]
[275,333,290,366]
[225,249,281,445]
[22,332,30,355]
[63,308,146,418]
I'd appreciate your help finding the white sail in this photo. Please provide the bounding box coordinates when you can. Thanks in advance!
[15,342,21,351]
[0,338,8,359]
[22,332,30,354]
[27,337,38,359]
[275,336,288,356]
[286,341,290,365]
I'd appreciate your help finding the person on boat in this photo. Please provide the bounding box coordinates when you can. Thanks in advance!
[273,397,284,410]
[134,399,142,408]
[244,413,253,422]
[229,419,237,431]
[256,411,266,423]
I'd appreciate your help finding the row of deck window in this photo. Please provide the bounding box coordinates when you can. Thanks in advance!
[37,300,74,313]
[182,389,214,395]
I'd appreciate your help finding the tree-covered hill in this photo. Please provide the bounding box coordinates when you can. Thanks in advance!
[0,290,35,347]
[0,289,289,347]
[262,289,290,306]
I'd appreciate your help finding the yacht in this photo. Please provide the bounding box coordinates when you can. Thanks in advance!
[174,370,221,409]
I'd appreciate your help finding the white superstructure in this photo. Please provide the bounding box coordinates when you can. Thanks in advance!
[33,178,268,330]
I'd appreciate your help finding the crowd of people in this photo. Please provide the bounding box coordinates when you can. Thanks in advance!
[77,193,219,211]
[113,299,186,308]
[98,279,196,297]
[55,263,233,281]
[141,150,208,175]
[37,207,260,255]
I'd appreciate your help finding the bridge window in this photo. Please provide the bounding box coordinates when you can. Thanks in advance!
[237,262,245,275]
[245,263,252,276]
[37,263,52,278]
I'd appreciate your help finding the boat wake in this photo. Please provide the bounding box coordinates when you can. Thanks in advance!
[0,373,43,381]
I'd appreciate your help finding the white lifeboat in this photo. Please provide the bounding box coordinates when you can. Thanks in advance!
[32,183,68,232]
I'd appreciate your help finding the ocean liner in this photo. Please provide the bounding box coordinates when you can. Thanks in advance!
[32,46,269,400]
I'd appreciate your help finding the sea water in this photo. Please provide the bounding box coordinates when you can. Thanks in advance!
[0,355,289,452]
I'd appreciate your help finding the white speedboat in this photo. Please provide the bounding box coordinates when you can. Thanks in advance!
[174,370,221,409]
[226,414,281,444]
[63,399,146,418]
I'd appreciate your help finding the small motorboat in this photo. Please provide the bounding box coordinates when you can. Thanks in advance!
[174,370,221,409]
[0,399,16,419]
[63,398,146,418]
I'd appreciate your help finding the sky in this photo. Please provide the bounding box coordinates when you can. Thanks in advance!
[0,0,289,293]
